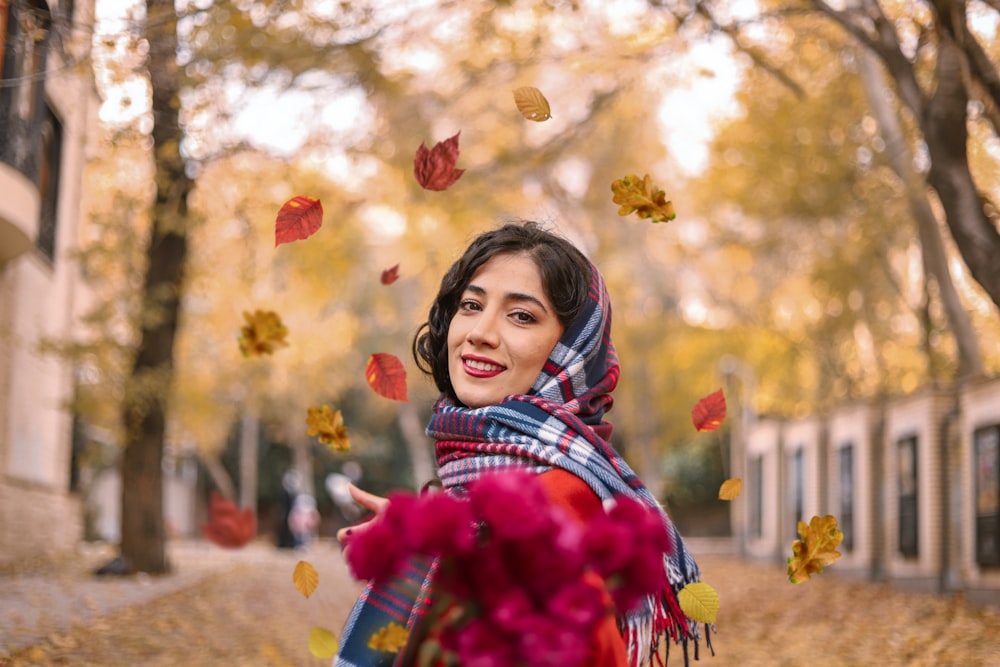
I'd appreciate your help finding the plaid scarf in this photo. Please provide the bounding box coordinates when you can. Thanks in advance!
[334,263,705,667]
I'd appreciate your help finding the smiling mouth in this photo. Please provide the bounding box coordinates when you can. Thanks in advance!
[463,357,505,377]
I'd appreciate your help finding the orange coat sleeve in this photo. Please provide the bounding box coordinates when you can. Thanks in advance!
[538,469,631,667]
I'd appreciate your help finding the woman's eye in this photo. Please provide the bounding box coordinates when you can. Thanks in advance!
[512,311,536,324]
[459,299,481,312]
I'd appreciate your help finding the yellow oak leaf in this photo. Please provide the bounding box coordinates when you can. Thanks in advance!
[293,560,319,598]
[308,627,339,658]
[610,173,676,223]
[787,514,844,583]
[368,622,409,652]
[237,309,289,357]
[718,478,742,501]
[306,405,350,452]
[513,86,552,121]
[677,581,720,624]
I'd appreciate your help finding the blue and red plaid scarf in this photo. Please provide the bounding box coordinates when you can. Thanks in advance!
[334,262,705,667]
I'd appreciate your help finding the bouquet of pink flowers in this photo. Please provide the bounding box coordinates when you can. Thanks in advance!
[344,470,672,667]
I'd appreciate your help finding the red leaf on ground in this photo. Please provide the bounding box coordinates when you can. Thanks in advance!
[413,132,465,191]
[380,264,400,285]
[275,196,323,247]
[692,388,727,432]
[201,492,256,549]
[365,352,408,401]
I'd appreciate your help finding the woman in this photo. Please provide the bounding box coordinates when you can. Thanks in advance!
[335,221,705,666]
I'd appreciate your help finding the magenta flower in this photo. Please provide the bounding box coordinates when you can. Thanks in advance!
[546,577,607,629]
[404,492,476,557]
[517,613,589,667]
[344,513,407,581]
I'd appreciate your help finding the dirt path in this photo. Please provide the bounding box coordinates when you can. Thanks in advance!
[3,541,1000,666]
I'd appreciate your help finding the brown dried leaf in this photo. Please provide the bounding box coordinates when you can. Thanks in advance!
[513,86,552,121]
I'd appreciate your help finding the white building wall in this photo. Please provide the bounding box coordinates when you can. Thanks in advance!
[828,402,878,575]
[0,0,95,564]
[883,389,948,589]
[959,377,1000,599]
[745,417,783,561]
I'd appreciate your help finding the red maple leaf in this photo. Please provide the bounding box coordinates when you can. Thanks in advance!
[201,492,256,549]
[414,132,465,191]
[692,388,727,432]
[275,196,323,247]
[365,352,408,401]
[380,264,400,285]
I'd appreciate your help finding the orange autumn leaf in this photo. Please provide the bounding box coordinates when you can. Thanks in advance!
[414,132,465,191]
[381,264,400,285]
[237,310,289,357]
[201,492,256,549]
[692,388,726,432]
[718,477,742,501]
[275,196,323,247]
[365,352,408,402]
[293,560,319,598]
[306,405,350,452]
[513,86,552,121]
[611,173,676,223]
[787,514,844,583]
[368,622,409,652]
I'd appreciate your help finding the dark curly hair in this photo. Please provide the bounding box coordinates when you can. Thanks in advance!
[412,221,592,401]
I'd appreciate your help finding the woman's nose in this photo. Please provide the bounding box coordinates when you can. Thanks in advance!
[466,311,500,347]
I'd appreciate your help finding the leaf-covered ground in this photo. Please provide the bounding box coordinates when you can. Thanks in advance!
[3,541,1000,666]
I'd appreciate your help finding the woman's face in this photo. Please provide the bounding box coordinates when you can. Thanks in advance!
[447,253,564,408]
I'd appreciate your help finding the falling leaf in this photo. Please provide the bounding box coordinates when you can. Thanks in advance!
[293,560,319,598]
[513,86,552,121]
[677,582,720,624]
[718,478,743,501]
[414,132,465,191]
[201,492,256,549]
[275,196,323,247]
[366,352,408,402]
[381,264,400,285]
[692,388,726,432]
[611,173,676,223]
[306,405,350,452]
[367,622,409,652]
[237,310,289,358]
[308,627,340,659]
[787,515,844,584]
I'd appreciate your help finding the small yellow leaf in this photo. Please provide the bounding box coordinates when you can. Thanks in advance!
[513,86,552,121]
[787,514,844,583]
[308,627,339,659]
[677,581,720,624]
[718,478,742,501]
[306,405,350,451]
[368,622,409,652]
[293,560,319,598]
[237,309,289,357]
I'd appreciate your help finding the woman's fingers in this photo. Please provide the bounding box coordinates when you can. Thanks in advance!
[347,483,389,514]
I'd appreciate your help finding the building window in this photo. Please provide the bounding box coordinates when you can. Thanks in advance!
[790,447,804,530]
[974,424,1000,567]
[1,0,50,179]
[36,102,61,261]
[749,454,763,539]
[839,443,855,552]
[897,435,918,558]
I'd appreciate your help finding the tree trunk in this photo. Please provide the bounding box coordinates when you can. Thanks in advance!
[921,31,1000,313]
[119,0,191,575]
[856,49,983,379]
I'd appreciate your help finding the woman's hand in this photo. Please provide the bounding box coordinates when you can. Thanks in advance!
[336,483,389,548]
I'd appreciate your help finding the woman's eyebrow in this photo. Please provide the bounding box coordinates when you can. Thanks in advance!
[464,283,550,313]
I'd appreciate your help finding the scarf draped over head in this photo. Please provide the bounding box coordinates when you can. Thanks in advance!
[334,262,707,667]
